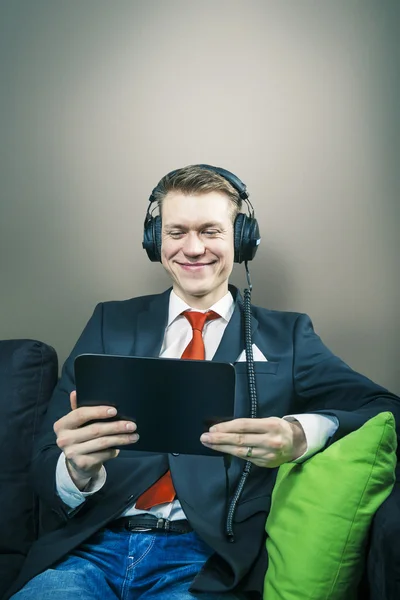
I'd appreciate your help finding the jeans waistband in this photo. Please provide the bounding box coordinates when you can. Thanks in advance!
[110,515,193,534]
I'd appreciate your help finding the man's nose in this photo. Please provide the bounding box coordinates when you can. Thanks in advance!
[182,232,205,256]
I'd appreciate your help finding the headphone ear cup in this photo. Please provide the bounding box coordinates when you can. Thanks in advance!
[233,213,246,263]
[154,215,162,262]
[142,215,162,262]
[233,214,260,263]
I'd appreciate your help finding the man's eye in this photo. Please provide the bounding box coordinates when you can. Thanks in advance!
[169,231,184,238]
[203,230,218,236]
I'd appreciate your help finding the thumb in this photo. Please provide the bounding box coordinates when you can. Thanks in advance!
[70,390,78,411]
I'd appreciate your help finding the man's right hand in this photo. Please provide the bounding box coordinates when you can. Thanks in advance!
[54,390,138,491]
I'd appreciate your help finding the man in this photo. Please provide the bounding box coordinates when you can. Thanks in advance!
[8,165,400,599]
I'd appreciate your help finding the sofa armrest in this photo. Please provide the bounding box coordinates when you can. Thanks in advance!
[0,339,58,597]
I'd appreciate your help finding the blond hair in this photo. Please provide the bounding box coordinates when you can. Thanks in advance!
[153,165,242,219]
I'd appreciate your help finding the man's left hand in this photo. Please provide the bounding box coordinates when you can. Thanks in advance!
[200,417,307,468]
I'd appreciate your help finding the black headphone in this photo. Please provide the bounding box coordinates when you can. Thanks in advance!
[142,164,261,263]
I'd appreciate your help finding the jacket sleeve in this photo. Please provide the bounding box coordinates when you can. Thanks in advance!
[292,313,400,453]
[30,303,105,520]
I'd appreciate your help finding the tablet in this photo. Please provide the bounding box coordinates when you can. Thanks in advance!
[74,354,236,456]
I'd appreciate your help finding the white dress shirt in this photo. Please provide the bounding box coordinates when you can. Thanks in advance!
[56,290,338,518]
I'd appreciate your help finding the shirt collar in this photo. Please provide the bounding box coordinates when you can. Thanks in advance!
[167,289,235,327]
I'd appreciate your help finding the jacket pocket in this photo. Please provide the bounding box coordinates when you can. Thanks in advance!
[234,361,279,375]
[233,494,272,522]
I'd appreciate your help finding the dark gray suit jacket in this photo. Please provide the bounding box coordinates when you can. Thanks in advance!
[7,286,400,597]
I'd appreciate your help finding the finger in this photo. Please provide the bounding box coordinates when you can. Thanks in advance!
[200,442,264,461]
[201,431,273,449]
[60,432,139,458]
[70,390,78,411]
[54,405,118,434]
[201,440,283,467]
[57,419,137,446]
[209,417,283,434]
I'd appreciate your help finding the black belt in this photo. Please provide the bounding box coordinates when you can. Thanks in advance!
[111,515,193,534]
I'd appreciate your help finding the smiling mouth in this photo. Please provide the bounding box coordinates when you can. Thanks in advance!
[177,262,216,269]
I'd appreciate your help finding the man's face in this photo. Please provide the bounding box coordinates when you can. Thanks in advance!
[161,191,235,308]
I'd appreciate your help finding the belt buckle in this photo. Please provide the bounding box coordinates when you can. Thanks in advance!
[156,518,170,531]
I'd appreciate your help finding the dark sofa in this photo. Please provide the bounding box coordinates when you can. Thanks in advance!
[0,338,399,599]
[0,340,58,598]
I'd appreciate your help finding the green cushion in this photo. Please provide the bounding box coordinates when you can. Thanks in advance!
[264,412,397,600]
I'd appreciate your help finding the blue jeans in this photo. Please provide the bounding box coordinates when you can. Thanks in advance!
[11,528,248,599]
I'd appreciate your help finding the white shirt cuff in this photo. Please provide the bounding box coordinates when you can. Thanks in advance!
[55,453,107,509]
[283,413,339,463]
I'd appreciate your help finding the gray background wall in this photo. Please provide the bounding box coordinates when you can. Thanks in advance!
[0,0,399,393]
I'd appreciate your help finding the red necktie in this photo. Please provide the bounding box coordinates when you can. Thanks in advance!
[135,310,219,510]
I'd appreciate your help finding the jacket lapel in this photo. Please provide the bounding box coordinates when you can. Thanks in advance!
[212,286,259,364]
[133,288,171,357]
